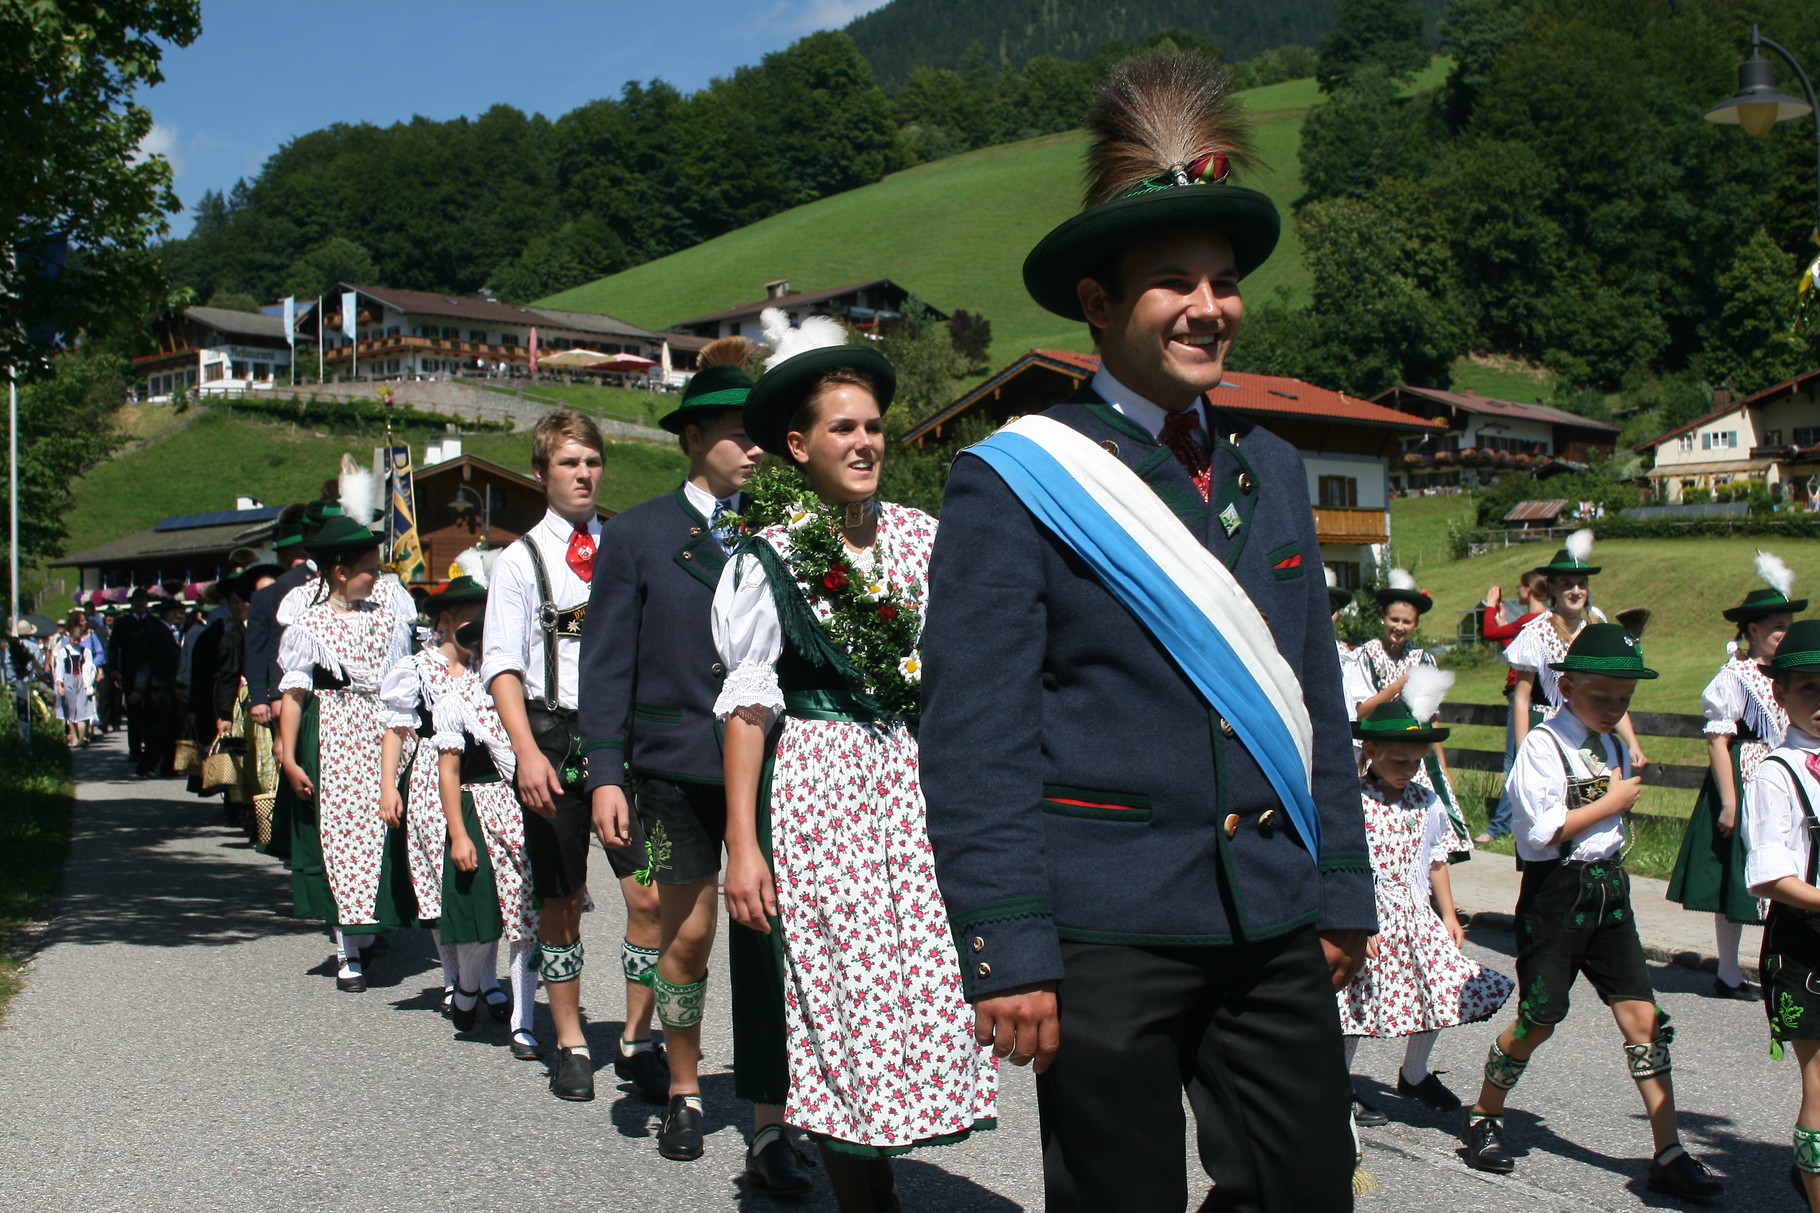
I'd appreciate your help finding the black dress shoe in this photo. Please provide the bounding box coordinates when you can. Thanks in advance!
[335,969,366,994]
[1712,976,1762,1001]
[483,986,511,1023]
[550,1046,595,1101]
[747,1130,814,1196]
[1397,1070,1462,1111]
[449,988,480,1033]
[615,1041,671,1104]
[1352,1095,1388,1127]
[1461,1112,1514,1174]
[657,1096,705,1161]
[1647,1147,1723,1199]
[510,1032,542,1061]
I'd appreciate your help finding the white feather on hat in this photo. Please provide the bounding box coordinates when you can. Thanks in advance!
[1566,528,1594,565]
[1402,664,1454,725]
[338,453,380,527]
[760,308,851,370]
[452,545,496,588]
[1325,566,1339,588]
[1756,549,1795,599]
[1387,568,1417,592]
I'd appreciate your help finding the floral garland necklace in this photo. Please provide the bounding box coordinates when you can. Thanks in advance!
[730,464,923,717]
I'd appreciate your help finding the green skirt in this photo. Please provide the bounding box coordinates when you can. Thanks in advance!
[1666,746,1763,925]
[439,790,505,945]
[728,740,790,1107]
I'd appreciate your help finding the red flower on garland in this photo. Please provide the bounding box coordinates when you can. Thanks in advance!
[877,605,898,623]
[823,564,849,591]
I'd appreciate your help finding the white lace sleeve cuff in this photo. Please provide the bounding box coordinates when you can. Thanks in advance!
[714,660,785,728]
[429,729,467,753]
[277,670,313,694]
[1703,720,1738,736]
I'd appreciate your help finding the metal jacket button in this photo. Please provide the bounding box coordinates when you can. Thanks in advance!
[970,936,985,953]
[711,662,725,677]
[1238,472,1254,494]
[976,962,991,979]
[689,526,703,536]
[1224,813,1240,839]
[1219,716,1235,738]
[682,551,693,560]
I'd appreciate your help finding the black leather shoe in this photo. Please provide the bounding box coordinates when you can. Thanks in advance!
[1461,1112,1514,1174]
[746,1128,814,1196]
[449,988,480,1033]
[657,1096,705,1161]
[615,1041,671,1104]
[510,1031,541,1061]
[1647,1148,1723,1199]
[1397,1070,1462,1111]
[550,1046,595,1101]
[1352,1094,1388,1127]
[1712,976,1762,1001]
[335,969,366,994]
[483,986,511,1023]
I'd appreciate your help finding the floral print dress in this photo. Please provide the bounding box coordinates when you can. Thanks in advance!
[1346,638,1471,855]
[277,594,414,928]
[1338,777,1513,1037]
[383,645,465,920]
[711,501,998,1154]
[430,674,537,945]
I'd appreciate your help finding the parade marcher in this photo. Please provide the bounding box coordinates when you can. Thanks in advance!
[1668,551,1796,1001]
[432,617,539,1053]
[1475,571,1552,843]
[52,609,99,747]
[381,556,491,1025]
[108,588,157,765]
[1343,667,1512,1127]
[131,599,186,778]
[1461,625,1722,1199]
[275,515,418,993]
[918,52,1373,1212]
[1740,617,1820,1209]
[580,337,811,1189]
[1344,569,1471,854]
[713,312,996,1208]
[246,507,318,730]
[481,410,664,1103]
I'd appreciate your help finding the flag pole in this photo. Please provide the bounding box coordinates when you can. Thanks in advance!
[316,297,323,383]
[8,367,18,634]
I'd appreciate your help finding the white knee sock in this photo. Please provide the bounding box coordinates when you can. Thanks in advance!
[1401,1030,1439,1085]
[480,939,502,993]
[454,941,492,998]
[1343,1035,1360,1071]
[341,932,374,957]
[332,928,358,978]
[1715,916,1745,987]
[431,928,457,992]
[509,940,537,1036]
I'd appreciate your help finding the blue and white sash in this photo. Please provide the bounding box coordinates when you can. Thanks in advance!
[970,414,1319,857]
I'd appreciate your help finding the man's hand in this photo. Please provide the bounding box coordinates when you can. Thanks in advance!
[215,718,232,737]
[1320,929,1369,989]
[514,747,563,818]
[249,703,272,727]
[974,980,1061,1073]
[591,784,631,850]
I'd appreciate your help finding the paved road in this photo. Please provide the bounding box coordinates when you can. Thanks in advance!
[0,734,1800,1211]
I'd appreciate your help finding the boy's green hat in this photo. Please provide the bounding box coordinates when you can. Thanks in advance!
[1760,618,1820,676]
[301,515,379,557]
[1351,700,1450,744]
[272,521,306,550]
[660,364,754,435]
[1547,622,1657,679]
[427,575,487,611]
[1724,586,1807,623]
[302,498,344,527]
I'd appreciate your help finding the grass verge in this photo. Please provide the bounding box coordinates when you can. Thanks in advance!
[0,708,75,1021]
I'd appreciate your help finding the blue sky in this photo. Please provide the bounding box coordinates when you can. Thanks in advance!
[142,0,888,234]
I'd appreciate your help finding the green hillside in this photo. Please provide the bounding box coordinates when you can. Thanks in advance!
[541,75,1331,364]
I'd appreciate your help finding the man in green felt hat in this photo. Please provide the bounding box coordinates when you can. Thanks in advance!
[577,338,807,1187]
[920,50,1373,1212]
[1462,623,1722,1198]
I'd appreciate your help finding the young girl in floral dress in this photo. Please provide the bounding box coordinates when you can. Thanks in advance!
[1669,552,1800,1000]
[712,312,996,1212]
[276,516,418,993]
[432,617,540,1058]
[1342,668,1513,1121]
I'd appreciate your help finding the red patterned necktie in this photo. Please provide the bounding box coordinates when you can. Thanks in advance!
[1160,408,1212,503]
[566,526,595,583]
[1805,750,1820,783]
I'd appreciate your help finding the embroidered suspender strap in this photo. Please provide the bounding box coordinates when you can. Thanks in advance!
[516,533,574,713]
[969,413,1319,857]
[1766,756,1820,888]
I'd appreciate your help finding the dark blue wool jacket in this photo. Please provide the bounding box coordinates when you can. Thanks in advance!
[579,487,731,789]
[919,392,1375,1000]
[244,563,313,708]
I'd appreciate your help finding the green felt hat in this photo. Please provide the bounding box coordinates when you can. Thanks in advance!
[660,364,755,435]
[221,563,282,601]
[454,618,484,653]
[302,499,344,528]
[1761,618,1820,676]
[1723,586,1807,623]
[272,522,306,551]
[1547,623,1657,679]
[744,343,897,459]
[427,575,488,611]
[1375,585,1433,615]
[301,514,379,557]
[1328,585,1353,613]
[1351,700,1450,744]
[1539,548,1600,577]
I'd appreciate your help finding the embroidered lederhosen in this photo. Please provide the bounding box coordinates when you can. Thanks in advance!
[516,533,588,791]
[1762,756,1820,1054]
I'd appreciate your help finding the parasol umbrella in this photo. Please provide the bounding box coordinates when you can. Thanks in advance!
[20,613,57,635]
[590,353,658,373]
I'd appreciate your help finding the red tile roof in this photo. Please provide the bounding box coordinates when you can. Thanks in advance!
[1637,368,1820,451]
[1376,384,1620,434]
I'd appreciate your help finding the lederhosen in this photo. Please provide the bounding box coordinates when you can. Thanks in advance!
[516,534,642,893]
[1761,757,1820,1053]
[1512,726,1654,1027]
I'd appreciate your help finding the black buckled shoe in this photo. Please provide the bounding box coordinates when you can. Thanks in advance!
[1461,1112,1514,1174]
[657,1095,705,1161]
[484,986,511,1023]
[1397,1070,1462,1112]
[550,1046,595,1101]
[335,964,366,994]
[1352,1094,1388,1127]
[1647,1147,1723,1200]
[510,1031,542,1061]
[1711,976,1762,1001]
[449,988,480,1033]
[746,1127,814,1196]
[615,1041,671,1104]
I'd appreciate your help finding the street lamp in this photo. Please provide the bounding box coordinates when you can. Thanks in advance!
[1706,24,1819,237]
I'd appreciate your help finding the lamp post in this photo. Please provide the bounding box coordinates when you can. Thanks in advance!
[1706,24,1819,241]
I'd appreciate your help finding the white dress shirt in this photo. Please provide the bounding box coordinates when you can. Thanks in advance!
[1509,709,1629,863]
[1091,366,1209,445]
[682,480,741,554]
[1743,726,1820,897]
[481,508,601,710]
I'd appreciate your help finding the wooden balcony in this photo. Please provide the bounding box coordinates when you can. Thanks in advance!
[1312,505,1389,546]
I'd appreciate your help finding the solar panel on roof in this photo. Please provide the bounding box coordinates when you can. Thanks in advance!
[154,506,283,533]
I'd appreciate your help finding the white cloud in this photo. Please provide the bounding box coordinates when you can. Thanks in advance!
[134,120,183,174]
[753,0,890,38]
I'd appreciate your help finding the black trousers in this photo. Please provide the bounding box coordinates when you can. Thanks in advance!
[1036,928,1354,1213]
[137,687,177,775]
[125,686,146,758]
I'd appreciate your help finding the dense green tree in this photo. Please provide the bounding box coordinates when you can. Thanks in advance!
[1316,0,1430,93]
[204,289,261,313]
[881,298,966,419]
[281,236,378,302]
[1701,228,1809,396]
[1298,65,1434,200]
[1437,0,1532,128]
[947,309,992,366]
[0,350,127,589]
[895,67,990,150]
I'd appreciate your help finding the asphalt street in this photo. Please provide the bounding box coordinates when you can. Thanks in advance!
[0,733,1800,1212]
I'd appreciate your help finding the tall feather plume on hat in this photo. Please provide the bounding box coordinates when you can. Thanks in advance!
[760,308,850,370]
[1388,568,1418,592]
[1402,664,1454,725]
[452,545,498,588]
[1082,52,1256,207]
[697,334,758,372]
[1565,528,1594,565]
[1756,549,1796,599]
[337,453,380,527]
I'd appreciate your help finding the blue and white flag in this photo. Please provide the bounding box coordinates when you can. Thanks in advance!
[341,291,357,341]
[282,296,295,346]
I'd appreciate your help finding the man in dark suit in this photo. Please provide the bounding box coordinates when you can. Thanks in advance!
[578,341,809,1193]
[131,599,186,777]
[244,517,313,727]
[108,588,156,763]
[919,52,1375,1212]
